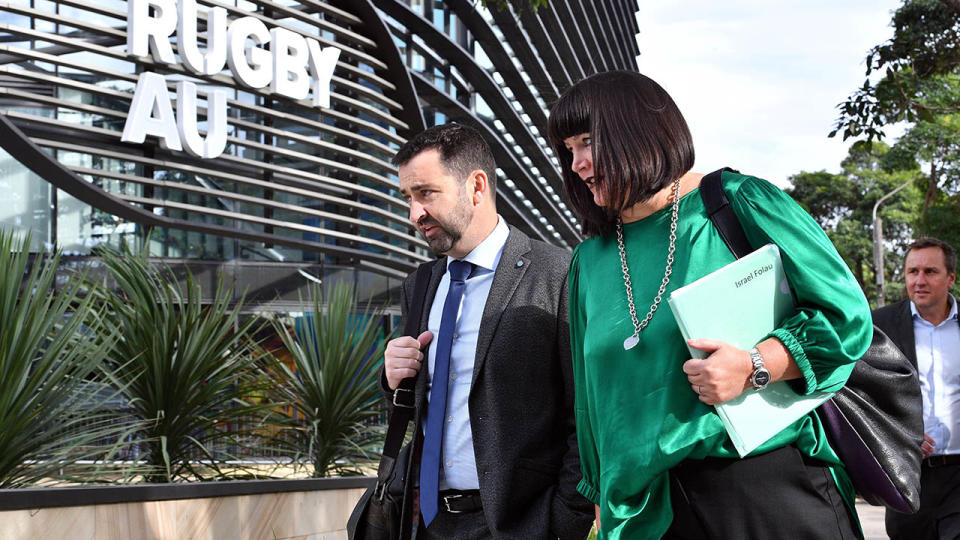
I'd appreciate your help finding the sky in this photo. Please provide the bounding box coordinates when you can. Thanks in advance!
[635,1,904,188]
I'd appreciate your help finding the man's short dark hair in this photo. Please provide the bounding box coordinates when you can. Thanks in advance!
[906,237,957,275]
[392,123,497,192]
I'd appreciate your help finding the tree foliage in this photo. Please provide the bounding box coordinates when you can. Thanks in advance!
[832,0,960,141]
[820,0,960,300]
[831,1,960,224]
[787,142,921,304]
[894,111,960,218]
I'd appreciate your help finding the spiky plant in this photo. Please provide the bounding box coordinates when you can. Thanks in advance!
[0,229,124,487]
[268,282,390,477]
[95,243,272,482]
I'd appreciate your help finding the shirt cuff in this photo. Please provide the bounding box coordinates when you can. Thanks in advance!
[577,478,601,505]
[768,328,817,395]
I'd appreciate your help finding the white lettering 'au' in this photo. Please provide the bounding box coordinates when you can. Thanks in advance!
[121,73,228,159]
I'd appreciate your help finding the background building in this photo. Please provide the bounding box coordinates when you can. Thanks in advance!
[0,0,639,313]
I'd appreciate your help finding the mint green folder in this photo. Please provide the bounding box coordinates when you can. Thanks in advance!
[667,244,835,457]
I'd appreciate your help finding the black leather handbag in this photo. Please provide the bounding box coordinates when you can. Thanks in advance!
[347,443,415,540]
[348,259,438,540]
[699,168,924,514]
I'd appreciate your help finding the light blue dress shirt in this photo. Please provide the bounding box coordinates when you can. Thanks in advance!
[911,295,960,455]
[425,216,509,490]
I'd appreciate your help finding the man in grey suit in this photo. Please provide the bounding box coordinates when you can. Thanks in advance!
[873,237,960,540]
[381,123,593,539]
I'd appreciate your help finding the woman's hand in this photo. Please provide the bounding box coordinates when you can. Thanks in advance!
[594,504,601,531]
[683,337,800,405]
[682,339,753,405]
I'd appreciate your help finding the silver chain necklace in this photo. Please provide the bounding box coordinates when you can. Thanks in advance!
[617,176,681,350]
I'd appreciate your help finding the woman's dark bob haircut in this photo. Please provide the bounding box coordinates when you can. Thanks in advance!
[548,70,695,237]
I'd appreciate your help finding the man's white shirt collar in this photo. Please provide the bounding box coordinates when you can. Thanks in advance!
[910,294,959,325]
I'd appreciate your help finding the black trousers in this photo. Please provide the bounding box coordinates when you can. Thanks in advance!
[415,498,489,540]
[415,509,489,540]
[885,462,960,540]
[663,445,862,540]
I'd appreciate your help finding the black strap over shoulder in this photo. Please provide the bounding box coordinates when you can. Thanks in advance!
[700,168,752,259]
[375,258,438,493]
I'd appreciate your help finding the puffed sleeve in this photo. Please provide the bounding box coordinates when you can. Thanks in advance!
[568,246,601,504]
[729,175,872,395]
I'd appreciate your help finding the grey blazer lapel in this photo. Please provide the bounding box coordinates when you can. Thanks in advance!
[471,227,532,385]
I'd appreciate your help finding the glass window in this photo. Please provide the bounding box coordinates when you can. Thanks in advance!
[0,145,52,251]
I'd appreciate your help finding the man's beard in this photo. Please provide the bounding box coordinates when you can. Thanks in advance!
[421,194,473,255]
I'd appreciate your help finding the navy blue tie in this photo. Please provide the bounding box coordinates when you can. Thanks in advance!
[420,259,472,527]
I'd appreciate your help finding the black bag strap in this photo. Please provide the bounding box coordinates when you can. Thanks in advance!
[375,258,437,496]
[700,168,752,259]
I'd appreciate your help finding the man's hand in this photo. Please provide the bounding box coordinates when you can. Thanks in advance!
[922,433,936,457]
[384,331,433,390]
[594,504,601,531]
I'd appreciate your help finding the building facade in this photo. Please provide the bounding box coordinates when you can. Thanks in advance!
[0,0,639,311]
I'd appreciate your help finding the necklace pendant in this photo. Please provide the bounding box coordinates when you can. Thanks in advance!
[623,334,639,350]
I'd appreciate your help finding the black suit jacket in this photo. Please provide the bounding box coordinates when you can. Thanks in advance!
[872,298,960,368]
[872,300,919,368]
[382,226,593,539]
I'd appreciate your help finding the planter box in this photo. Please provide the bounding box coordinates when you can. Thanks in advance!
[0,477,374,539]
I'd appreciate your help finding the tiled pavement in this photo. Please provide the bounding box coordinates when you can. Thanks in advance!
[856,499,887,540]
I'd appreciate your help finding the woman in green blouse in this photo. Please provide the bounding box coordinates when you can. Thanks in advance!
[547,70,872,539]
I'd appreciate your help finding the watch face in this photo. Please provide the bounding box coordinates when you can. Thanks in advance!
[754,370,771,387]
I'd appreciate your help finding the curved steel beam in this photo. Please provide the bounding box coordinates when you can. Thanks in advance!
[532,5,586,82]
[569,0,610,72]
[550,1,598,75]
[0,113,425,274]
[592,1,631,69]
[350,0,426,139]
[445,0,548,131]
[378,1,573,236]
[511,6,574,93]
[485,6,559,103]
[611,0,641,60]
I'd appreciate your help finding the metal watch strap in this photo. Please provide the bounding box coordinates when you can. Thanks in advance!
[749,347,770,390]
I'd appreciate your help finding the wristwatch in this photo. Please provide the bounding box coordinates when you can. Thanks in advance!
[749,347,771,390]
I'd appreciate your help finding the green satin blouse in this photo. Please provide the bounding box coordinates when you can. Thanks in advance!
[568,172,873,539]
